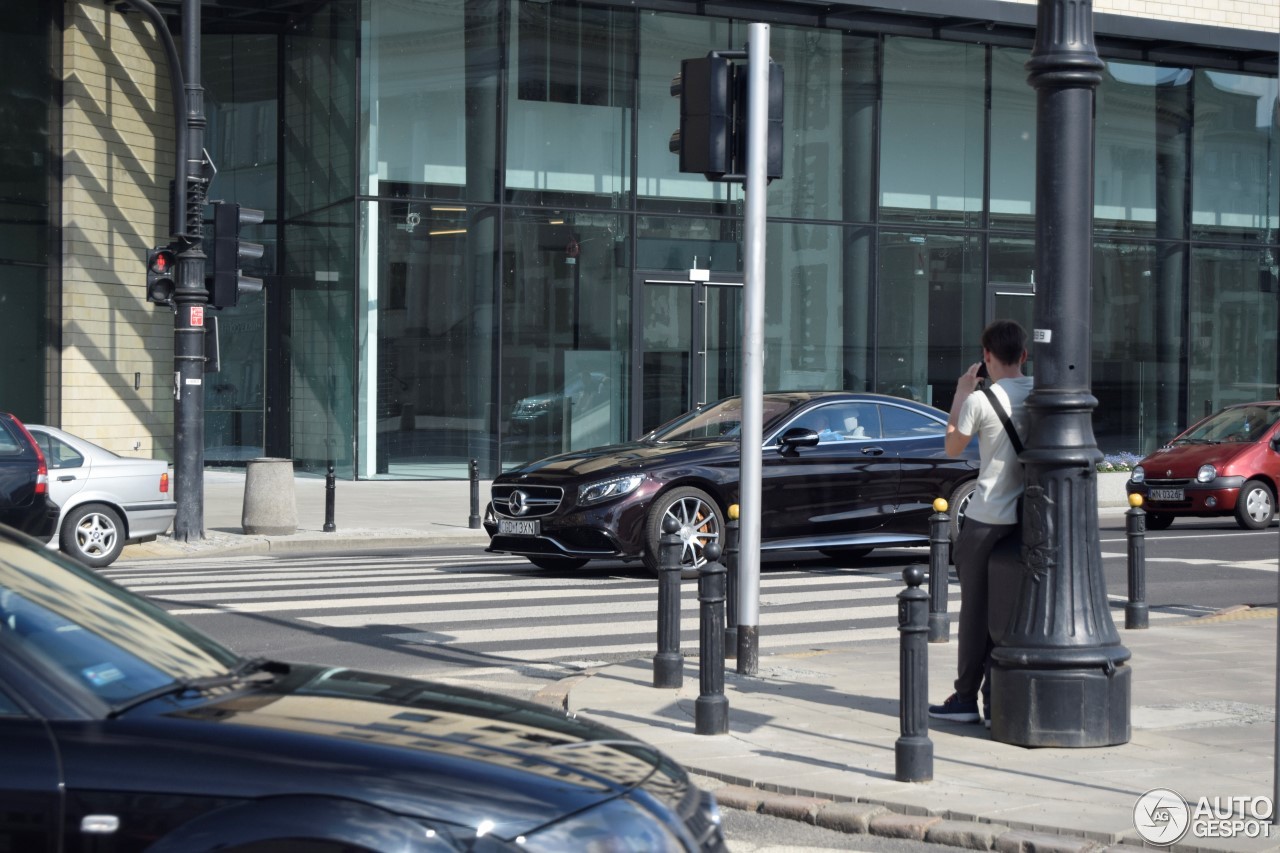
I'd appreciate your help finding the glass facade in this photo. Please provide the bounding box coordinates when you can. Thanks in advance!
[10,2,1275,479]
[0,4,55,424]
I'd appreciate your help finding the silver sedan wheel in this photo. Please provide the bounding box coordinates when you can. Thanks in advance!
[61,504,125,568]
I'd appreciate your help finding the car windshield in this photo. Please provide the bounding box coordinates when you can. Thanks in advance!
[1177,405,1280,445]
[651,397,799,442]
[0,538,240,707]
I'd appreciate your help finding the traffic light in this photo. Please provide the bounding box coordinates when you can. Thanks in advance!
[669,56,734,179]
[208,202,265,310]
[733,60,785,181]
[146,245,179,306]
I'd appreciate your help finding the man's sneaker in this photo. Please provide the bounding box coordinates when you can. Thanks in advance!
[927,693,980,722]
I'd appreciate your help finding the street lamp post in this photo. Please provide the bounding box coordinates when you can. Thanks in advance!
[989,0,1131,748]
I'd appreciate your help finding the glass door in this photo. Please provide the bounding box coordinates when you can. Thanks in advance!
[632,275,743,437]
[987,282,1035,375]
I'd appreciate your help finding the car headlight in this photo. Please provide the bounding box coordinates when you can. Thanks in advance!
[1196,464,1217,483]
[1130,466,1145,484]
[578,474,644,506]
[517,796,686,852]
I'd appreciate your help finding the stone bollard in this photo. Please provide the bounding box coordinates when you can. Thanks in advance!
[724,504,739,658]
[696,541,729,735]
[896,563,932,782]
[927,497,951,643]
[653,516,684,689]
[242,458,297,535]
[1125,494,1148,630]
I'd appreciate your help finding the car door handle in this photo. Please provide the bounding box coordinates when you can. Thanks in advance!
[860,446,885,456]
[58,475,76,482]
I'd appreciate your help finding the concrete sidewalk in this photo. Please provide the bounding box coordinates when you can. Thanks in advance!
[122,469,1278,851]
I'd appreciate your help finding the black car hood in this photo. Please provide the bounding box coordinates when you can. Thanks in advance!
[505,439,738,480]
[58,664,686,839]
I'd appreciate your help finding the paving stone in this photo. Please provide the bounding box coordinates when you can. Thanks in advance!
[758,794,830,824]
[994,829,1104,853]
[869,812,943,840]
[712,784,768,812]
[926,819,1011,850]
[814,802,890,834]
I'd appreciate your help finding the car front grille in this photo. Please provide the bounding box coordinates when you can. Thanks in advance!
[491,484,564,518]
[682,788,728,852]
[1143,478,1192,488]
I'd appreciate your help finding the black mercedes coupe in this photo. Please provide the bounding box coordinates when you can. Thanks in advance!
[485,392,980,573]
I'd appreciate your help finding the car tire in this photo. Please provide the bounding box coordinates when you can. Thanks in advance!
[1234,479,1275,530]
[61,503,125,568]
[1145,512,1175,531]
[527,555,589,571]
[642,486,724,577]
[819,547,873,563]
[948,479,978,545]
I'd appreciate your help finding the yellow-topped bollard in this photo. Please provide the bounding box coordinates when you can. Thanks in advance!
[932,497,949,514]
[927,496,951,643]
[728,503,740,521]
[1128,493,1143,509]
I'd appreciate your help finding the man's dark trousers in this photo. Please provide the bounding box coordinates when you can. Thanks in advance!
[953,519,1018,704]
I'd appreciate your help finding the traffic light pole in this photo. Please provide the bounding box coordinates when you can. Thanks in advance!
[735,23,770,676]
[172,0,208,541]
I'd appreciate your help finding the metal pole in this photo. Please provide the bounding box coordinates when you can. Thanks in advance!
[323,462,336,532]
[736,22,769,677]
[927,498,951,643]
[1124,494,1147,629]
[172,0,208,542]
[990,0,1130,747]
[468,459,481,529]
[895,564,932,782]
[696,542,729,735]
[654,517,684,688]
[724,506,739,657]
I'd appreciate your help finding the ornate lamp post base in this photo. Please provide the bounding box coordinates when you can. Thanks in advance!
[992,666,1130,748]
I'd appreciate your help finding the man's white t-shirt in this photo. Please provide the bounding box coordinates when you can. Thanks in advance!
[956,376,1034,526]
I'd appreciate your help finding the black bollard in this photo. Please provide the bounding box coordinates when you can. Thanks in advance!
[896,563,933,782]
[1125,494,1148,630]
[323,462,336,533]
[653,516,684,688]
[468,459,481,530]
[724,505,739,658]
[927,497,951,643]
[696,541,729,735]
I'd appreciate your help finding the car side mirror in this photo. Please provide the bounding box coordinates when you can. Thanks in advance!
[777,427,819,457]
[1271,435,1280,453]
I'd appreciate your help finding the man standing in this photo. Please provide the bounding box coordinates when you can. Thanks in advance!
[928,319,1033,728]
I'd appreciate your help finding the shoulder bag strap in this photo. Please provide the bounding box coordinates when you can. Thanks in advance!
[980,385,1024,455]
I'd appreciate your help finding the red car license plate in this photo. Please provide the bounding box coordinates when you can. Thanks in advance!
[1148,488,1183,502]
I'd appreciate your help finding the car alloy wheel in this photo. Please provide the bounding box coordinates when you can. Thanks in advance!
[643,486,724,576]
[61,503,125,568]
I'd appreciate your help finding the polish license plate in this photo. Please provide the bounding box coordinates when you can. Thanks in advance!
[498,519,540,536]
[1148,488,1184,502]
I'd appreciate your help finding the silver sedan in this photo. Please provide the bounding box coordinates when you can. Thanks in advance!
[26,425,176,568]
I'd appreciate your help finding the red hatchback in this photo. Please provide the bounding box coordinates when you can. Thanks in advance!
[1127,402,1280,530]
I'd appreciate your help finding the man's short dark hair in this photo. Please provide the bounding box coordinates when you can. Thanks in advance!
[982,320,1028,367]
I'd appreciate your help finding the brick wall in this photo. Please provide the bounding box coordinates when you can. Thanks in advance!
[1004,0,1278,30]
[62,2,174,459]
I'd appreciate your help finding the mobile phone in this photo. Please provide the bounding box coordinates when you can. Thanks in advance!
[976,362,989,380]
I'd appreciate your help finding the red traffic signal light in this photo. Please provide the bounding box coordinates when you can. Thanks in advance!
[146,245,179,306]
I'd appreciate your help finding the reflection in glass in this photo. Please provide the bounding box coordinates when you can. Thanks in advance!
[501,211,629,469]
[1192,69,1280,242]
[877,232,982,413]
[990,48,1036,230]
[879,38,984,227]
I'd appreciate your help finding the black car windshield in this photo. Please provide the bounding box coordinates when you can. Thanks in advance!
[1178,405,1280,445]
[0,537,240,706]
[652,397,798,442]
